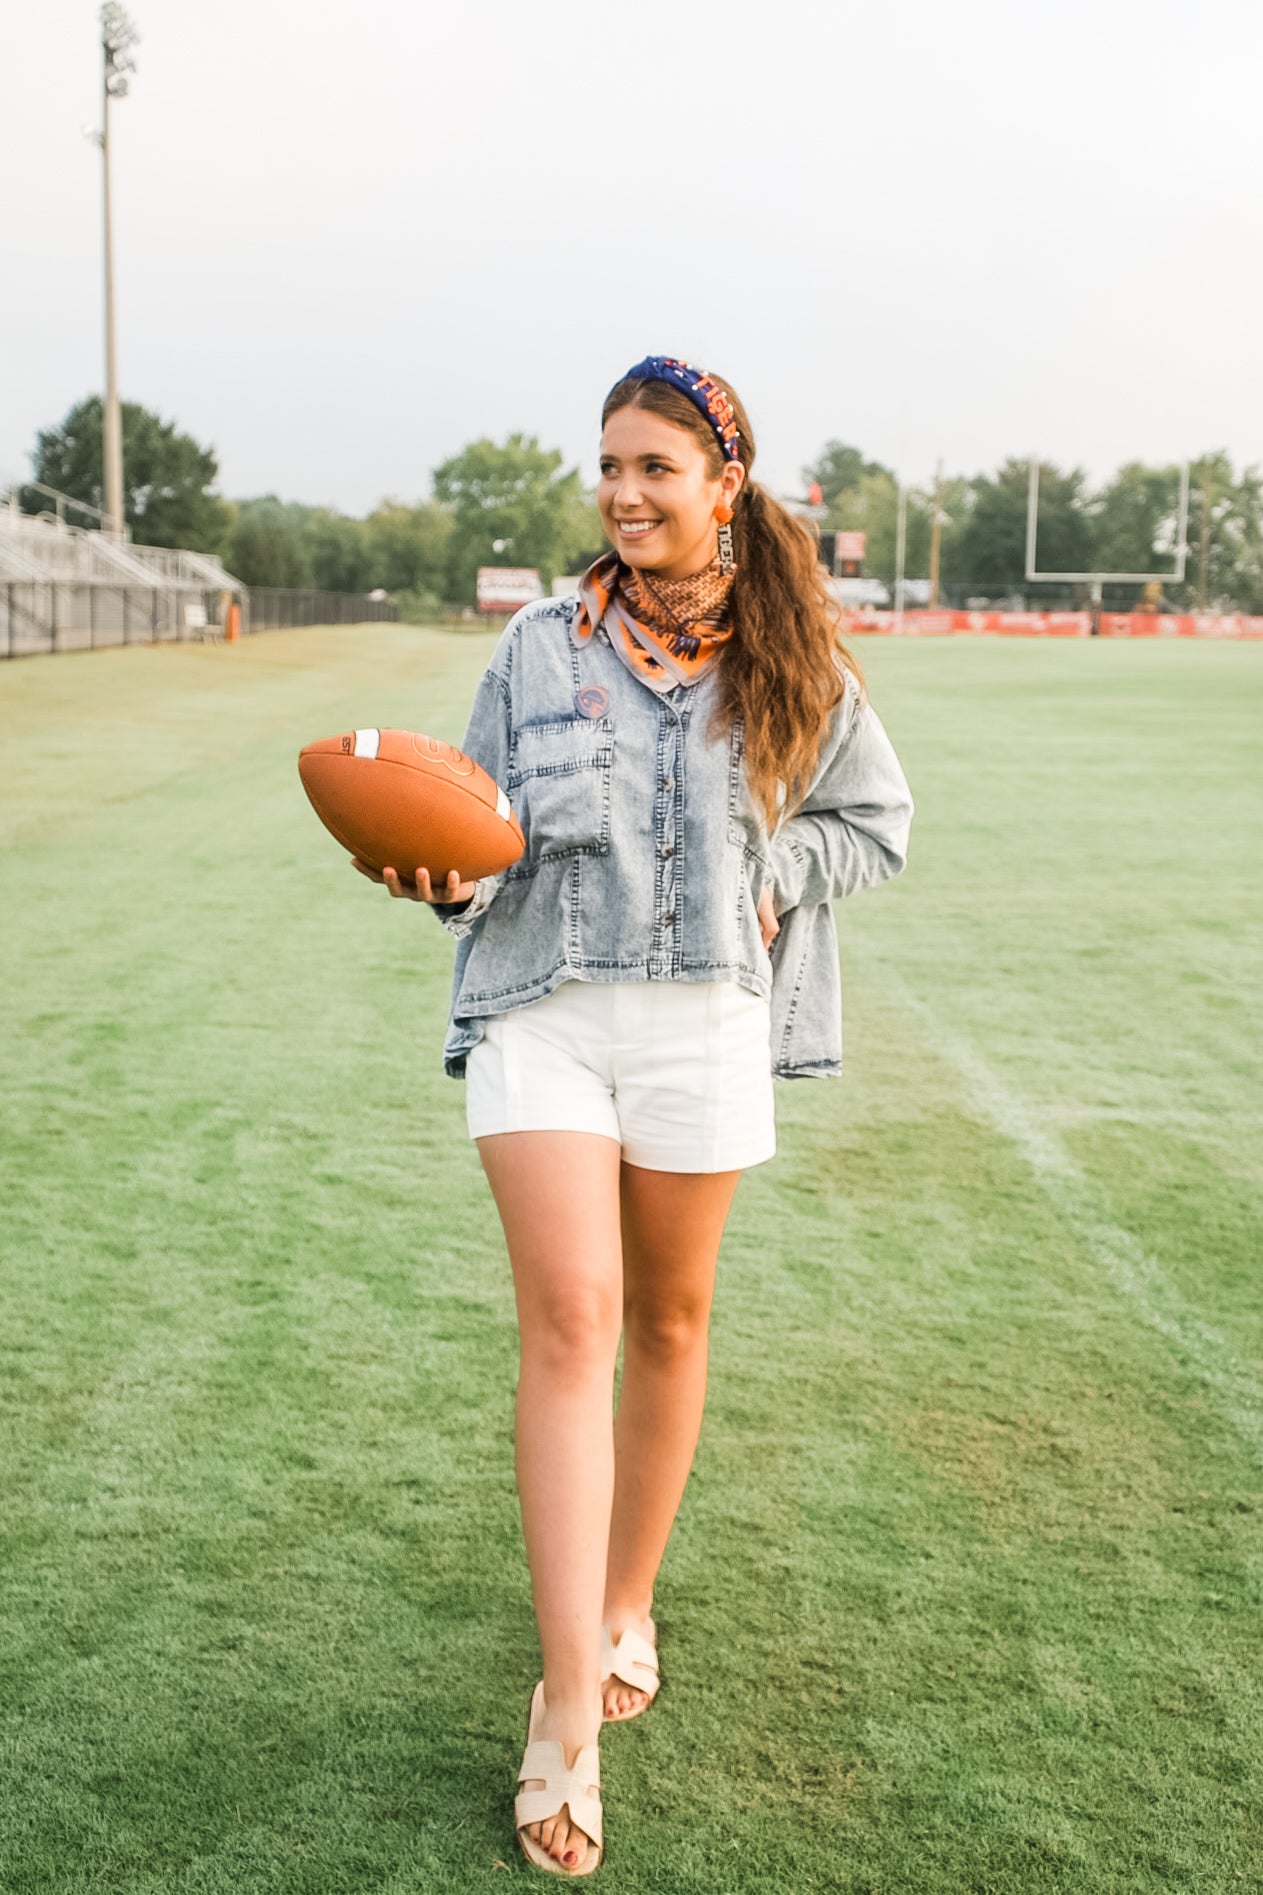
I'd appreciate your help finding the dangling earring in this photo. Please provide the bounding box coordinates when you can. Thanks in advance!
[715,502,736,576]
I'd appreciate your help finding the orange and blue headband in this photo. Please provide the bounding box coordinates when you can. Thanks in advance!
[621,357,742,462]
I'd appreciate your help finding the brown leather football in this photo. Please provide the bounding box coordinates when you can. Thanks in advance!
[298,728,524,882]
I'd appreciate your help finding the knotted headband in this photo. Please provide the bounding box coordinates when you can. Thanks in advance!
[620,357,742,463]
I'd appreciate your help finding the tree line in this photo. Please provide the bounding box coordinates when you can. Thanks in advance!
[21,395,1263,613]
[803,443,1263,610]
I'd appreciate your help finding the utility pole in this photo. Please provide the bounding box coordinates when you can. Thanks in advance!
[1197,462,1213,611]
[928,459,944,609]
[894,484,908,622]
[99,6,139,538]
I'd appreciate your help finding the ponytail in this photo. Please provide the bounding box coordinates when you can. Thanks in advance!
[718,477,865,827]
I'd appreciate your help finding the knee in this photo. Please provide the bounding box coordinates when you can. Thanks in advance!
[623,1293,711,1366]
[521,1284,621,1379]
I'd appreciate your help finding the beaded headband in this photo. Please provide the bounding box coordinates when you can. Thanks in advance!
[619,357,742,463]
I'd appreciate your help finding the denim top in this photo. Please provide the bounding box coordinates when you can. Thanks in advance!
[430,594,914,1081]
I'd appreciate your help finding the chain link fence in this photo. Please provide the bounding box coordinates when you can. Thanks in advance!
[2,585,397,658]
[247,589,397,631]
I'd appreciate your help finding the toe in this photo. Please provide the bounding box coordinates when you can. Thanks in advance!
[605,1681,647,1719]
[551,1807,578,1865]
[562,1817,594,1869]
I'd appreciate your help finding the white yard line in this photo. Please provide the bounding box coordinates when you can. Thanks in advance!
[868,960,1263,1466]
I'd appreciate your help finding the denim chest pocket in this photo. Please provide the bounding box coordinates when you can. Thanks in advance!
[507,717,614,876]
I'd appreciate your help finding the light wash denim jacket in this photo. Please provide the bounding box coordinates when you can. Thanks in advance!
[429,595,913,1080]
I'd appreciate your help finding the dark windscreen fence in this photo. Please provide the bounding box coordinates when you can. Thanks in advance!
[246,590,398,630]
[2,584,397,657]
[2,582,228,657]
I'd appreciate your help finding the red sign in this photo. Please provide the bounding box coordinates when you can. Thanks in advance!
[836,531,866,561]
[476,567,544,614]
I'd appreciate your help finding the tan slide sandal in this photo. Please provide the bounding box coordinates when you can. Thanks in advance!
[515,1680,604,1877]
[600,1622,661,1721]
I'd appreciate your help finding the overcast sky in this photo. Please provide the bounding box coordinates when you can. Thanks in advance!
[4,0,1260,513]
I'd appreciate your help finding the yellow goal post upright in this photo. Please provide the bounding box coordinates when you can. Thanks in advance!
[1025,456,1190,628]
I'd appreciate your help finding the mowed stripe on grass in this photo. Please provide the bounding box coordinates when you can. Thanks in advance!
[1,627,1260,1894]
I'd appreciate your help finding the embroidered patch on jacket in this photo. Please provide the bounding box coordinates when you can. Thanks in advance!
[575,685,610,719]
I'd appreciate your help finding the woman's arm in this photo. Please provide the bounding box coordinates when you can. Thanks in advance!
[766,677,914,913]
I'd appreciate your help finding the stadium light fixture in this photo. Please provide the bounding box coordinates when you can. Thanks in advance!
[98,4,140,537]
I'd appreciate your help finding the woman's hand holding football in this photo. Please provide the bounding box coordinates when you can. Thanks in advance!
[352,861,477,904]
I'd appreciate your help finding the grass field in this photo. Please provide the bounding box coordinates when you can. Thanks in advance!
[2,625,1261,1895]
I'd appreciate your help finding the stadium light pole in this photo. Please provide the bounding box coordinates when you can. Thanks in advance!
[99,5,139,539]
[893,485,907,620]
[928,459,945,609]
[1197,462,1213,610]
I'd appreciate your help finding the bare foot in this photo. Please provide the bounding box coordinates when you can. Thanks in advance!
[521,1686,603,1871]
[601,1611,657,1720]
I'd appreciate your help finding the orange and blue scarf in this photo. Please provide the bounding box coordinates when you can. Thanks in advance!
[571,551,735,692]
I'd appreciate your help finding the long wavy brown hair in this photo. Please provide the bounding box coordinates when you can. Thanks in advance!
[601,369,865,827]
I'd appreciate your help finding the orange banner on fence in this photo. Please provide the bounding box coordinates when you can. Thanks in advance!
[1098,613,1263,639]
[839,610,1263,639]
[839,610,1090,636]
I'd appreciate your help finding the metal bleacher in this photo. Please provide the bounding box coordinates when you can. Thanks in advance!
[0,483,245,657]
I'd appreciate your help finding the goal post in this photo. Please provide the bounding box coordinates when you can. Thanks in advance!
[1025,457,1191,598]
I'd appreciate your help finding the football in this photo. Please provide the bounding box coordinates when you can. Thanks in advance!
[298,728,525,882]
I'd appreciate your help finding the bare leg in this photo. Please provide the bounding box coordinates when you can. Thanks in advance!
[476,1130,624,1871]
[602,1161,742,1718]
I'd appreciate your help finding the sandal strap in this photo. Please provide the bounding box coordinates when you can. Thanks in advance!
[515,1742,603,1848]
[602,1626,660,1696]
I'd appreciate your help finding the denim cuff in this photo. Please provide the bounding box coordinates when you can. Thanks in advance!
[768,832,807,913]
[430,873,502,939]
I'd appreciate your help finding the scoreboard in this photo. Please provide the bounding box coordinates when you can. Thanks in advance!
[817,531,866,578]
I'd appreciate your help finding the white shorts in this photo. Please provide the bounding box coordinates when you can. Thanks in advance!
[464,979,777,1173]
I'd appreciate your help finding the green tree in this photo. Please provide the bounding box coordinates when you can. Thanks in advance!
[227,499,314,587]
[1088,462,1183,579]
[943,458,1091,594]
[432,434,592,603]
[363,500,455,595]
[1185,452,1263,613]
[303,509,372,592]
[26,395,231,554]
[802,441,893,514]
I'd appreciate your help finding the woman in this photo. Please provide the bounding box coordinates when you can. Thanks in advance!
[356,358,914,1875]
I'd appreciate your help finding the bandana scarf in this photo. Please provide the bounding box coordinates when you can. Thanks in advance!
[571,551,736,692]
